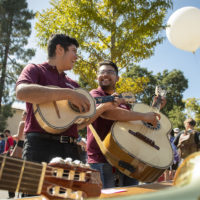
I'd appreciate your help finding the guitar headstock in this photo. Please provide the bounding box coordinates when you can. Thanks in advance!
[155,86,167,97]
[0,155,102,200]
[152,86,167,111]
[121,92,136,104]
[42,157,102,200]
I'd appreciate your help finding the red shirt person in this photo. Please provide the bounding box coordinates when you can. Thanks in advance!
[4,129,14,154]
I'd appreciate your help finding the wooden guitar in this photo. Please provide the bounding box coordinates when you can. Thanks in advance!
[14,152,200,200]
[33,87,134,134]
[101,86,173,182]
[0,155,102,200]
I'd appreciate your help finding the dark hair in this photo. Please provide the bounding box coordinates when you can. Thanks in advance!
[22,110,27,116]
[98,60,118,75]
[184,118,196,127]
[3,129,10,134]
[47,34,79,58]
[0,134,4,138]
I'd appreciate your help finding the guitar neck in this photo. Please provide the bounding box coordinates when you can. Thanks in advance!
[0,155,43,194]
[0,155,102,199]
[152,95,162,111]
[95,94,133,104]
[95,96,115,104]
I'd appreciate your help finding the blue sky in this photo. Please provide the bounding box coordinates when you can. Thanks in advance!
[26,0,200,100]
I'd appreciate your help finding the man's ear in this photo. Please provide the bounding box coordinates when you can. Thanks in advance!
[55,44,64,56]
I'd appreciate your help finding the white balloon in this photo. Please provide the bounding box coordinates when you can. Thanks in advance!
[166,6,200,52]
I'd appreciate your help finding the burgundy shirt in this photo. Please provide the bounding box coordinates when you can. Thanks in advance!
[87,87,130,163]
[16,62,79,138]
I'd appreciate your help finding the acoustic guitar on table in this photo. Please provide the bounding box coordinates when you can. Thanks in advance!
[0,155,102,200]
[33,87,134,134]
[95,86,173,183]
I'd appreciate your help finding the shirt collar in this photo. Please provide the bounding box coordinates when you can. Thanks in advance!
[43,62,66,77]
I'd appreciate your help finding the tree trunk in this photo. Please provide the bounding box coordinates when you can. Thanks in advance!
[0,12,13,112]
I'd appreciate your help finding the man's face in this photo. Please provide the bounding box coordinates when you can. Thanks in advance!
[59,44,78,71]
[184,121,190,130]
[4,131,9,137]
[97,65,119,91]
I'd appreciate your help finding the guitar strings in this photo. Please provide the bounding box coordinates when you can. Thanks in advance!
[1,166,88,197]
[0,158,90,187]
[0,162,90,180]
[0,162,89,195]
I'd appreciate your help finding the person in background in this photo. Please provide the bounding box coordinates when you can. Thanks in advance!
[174,118,200,162]
[86,60,166,188]
[164,129,180,181]
[173,127,180,137]
[77,136,87,163]
[3,129,15,198]
[4,129,14,156]
[0,134,5,154]
[11,110,27,158]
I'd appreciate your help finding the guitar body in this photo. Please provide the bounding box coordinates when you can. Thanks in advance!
[103,103,173,183]
[33,88,96,134]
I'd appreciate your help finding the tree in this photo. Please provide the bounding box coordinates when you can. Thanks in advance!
[122,64,156,103]
[35,0,172,90]
[168,105,186,130]
[0,0,35,131]
[122,65,188,115]
[155,69,188,113]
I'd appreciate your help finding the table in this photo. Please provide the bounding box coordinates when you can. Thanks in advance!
[16,181,172,200]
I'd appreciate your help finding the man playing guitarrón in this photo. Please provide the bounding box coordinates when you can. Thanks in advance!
[87,60,166,188]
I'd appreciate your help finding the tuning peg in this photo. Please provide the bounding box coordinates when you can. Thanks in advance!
[49,157,65,164]
[83,163,90,168]
[64,157,73,164]
[73,160,82,165]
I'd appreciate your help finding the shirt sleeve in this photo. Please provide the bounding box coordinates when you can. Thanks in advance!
[16,64,40,87]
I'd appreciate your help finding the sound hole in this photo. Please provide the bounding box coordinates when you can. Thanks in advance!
[142,121,160,130]
[68,102,81,113]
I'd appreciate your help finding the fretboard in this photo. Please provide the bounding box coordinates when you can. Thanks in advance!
[95,96,115,104]
[0,155,44,194]
[95,94,133,104]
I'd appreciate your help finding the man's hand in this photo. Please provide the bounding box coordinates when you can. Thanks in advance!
[143,112,161,128]
[68,90,91,113]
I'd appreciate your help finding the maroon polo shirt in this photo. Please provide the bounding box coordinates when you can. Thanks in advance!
[16,62,79,138]
[87,87,130,163]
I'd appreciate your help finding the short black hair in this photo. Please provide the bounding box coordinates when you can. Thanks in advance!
[98,60,118,75]
[0,134,4,138]
[47,34,79,58]
[184,118,196,127]
[3,129,10,134]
